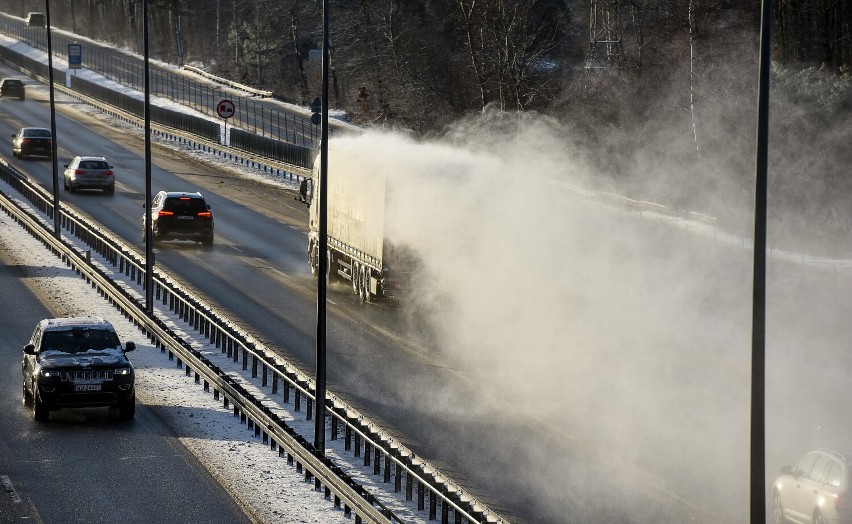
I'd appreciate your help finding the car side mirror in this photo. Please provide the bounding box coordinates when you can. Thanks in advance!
[23,344,36,355]
[780,465,792,475]
[64,164,68,168]
[124,341,136,352]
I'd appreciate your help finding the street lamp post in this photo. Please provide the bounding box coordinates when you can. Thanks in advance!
[44,1,59,237]
[750,1,772,523]
[313,0,330,462]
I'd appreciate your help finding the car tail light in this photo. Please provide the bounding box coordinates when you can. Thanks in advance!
[74,169,86,175]
[158,210,174,217]
[179,197,191,200]
[197,211,212,218]
[837,494,852,511]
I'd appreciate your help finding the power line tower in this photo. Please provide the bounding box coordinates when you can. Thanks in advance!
[583,0,625,89]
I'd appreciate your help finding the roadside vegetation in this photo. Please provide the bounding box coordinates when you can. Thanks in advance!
[3,0,850,255]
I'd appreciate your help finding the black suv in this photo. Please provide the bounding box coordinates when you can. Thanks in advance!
[0,78,25,99]
[144,191,214,248]
[22,317,137,421]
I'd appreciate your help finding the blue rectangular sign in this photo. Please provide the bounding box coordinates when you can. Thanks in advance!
[68,43,82,69]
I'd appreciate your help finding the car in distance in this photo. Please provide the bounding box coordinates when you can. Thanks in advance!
[144,191,214,248]
[773,448,852,524]
[21,317,137,422]
[64,156,116,195]
[0,78,25,99]
[24,12,45,28]
[11,127,52,159]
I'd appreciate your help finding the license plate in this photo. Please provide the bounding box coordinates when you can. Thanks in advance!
[75,384,101,392]
[177,216,194,220]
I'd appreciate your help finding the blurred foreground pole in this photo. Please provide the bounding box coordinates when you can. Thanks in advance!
[44,1,58,237]
[313,0,330,458]
[143,0,154,314]
[751,1,772,523]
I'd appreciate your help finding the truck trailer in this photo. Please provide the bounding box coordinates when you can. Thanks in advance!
[307,150,408,302]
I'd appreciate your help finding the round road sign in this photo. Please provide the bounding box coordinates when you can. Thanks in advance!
[217,99,236,119]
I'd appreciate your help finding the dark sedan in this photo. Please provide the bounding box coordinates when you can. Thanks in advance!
[12,127,52,159]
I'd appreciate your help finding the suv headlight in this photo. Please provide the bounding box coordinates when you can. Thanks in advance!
[114,368,133,376]
[40,370,60,378]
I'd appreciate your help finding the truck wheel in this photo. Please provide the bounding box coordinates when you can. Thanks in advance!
[351,261,360,294]
[326,250,336,283]
[309,242,318,276]
[361,266,371,302]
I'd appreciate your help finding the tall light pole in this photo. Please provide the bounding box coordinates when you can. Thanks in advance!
[313,0,330,459]
[751,1,772,522]
[143,0,154,314]
[44,1,59,237]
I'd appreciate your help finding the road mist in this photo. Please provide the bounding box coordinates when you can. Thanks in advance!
[323,61,851,523]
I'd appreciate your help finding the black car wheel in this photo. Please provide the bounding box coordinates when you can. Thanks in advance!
[33,392,49,422]
[772,492,788,524]
[813,511,827,524]
[117,396,136,420]
[104,186,114,196]
[22,377,32,407]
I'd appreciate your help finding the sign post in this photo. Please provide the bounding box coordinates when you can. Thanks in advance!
[216,99,235,146]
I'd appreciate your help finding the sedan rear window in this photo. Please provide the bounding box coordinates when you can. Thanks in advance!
[80,161,109,169]
[25,129,52,138]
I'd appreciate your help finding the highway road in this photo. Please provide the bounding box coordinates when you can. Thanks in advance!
[0,244,255,523]
[3,63,852,524]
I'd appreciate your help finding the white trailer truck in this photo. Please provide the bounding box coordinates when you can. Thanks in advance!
[307,150,407,302]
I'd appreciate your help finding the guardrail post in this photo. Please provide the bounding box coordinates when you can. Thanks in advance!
[374,447,381,475]
[442,496,449,524]
[430,490,437,520]
[418,482,425,511]
[251,354,258,378]
[345,424,351,451]
[384,455,391,483]
[364,442,371,467]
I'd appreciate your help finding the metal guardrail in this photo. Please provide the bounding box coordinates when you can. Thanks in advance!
[0,13,318,149]
[0,161,503,524]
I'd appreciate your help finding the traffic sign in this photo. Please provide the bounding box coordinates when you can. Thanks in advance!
[68,43,82,69]
[217,99,236,119]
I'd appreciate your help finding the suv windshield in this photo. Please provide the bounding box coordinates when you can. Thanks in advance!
[40,329,120,354]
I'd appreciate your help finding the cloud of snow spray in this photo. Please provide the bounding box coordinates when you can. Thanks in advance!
[324,112,760,521]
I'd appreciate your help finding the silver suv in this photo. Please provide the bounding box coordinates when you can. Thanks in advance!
[22,317,136,421]
[773,448,852,524]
